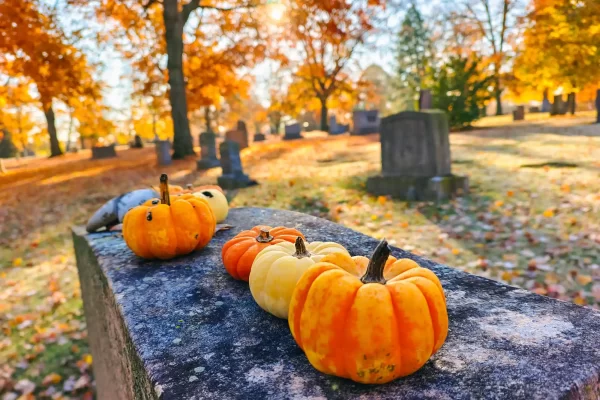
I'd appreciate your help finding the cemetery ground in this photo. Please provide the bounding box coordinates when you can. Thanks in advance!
[1,113,600,398]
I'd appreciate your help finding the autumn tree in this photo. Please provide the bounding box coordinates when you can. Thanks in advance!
[283,0,384,131]
[457,0,523,115]
[512,0,600,110]
[72,0,269,159]
[0,0,101,157]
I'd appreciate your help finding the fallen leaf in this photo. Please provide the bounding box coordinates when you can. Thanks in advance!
[13,257,23,267]
[543,209,555,218]
[576,275,593,286]
[42,373,62,386]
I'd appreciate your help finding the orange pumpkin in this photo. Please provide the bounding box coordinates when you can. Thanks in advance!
[123,174,216,259]
[221,226,305,281]
[289,240,448,384]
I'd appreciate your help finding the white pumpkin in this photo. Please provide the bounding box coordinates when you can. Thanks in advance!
[249,237,349,319]
[194,188,229,222]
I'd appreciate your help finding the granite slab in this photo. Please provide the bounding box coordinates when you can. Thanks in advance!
[72,207,600,400]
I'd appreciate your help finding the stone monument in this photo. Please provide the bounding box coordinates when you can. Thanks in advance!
[92,144,117,160]
[550,94,566,116]
[283,123,302,140]
[351,110,380,135]
[253,132,266,142]
[328,115,348,135]
[596,89,600,123]
[512,106,525,121]
[367,110,468,201]
[130,134,143,149]
[419,89,433,110]
[155,140,172,166]
[217,141,253,189]
[567,93,576,114]
[196,131,220,170]
[541,90,551,112]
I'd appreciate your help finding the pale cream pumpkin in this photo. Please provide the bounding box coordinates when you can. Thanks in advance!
[193,188,229,223]
[249,237,349,319]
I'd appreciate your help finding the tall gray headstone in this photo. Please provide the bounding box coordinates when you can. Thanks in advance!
[551,94,565,116]
[567,93,576,115]
[419,89,433,110]
[217,141,253,189]
[541,90,551,112]
[155,140,172,166]
[366,110,468,201]
[196,131,220,170]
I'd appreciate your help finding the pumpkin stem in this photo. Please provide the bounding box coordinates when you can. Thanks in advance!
[186,184,193,190]
[160,174,170,206]
[293,237,311,259]
[256,228,274,243]
[360,239,391,285]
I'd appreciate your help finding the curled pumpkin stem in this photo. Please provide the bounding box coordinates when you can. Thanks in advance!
[293,237,311,259]
[361,239,391,284]
[160,174,170,206]
[256,228,274,243]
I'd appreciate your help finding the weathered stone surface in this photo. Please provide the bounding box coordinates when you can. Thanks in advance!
[196,132,220,170]
[382,110,451,177]
[155,140,172,166]
[91,145,117,160]
[73,208,600,400]
[351,110,380,135]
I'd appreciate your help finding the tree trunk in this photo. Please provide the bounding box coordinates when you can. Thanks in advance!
[204,106,211,132]
[163,0,195,159]
[319,98,329,132]
[42,98,63,157]
[66,108,74,152]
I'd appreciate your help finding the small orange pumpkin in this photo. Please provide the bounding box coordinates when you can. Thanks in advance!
[289,240,448,384]
[123,174,216,259]
[221,226,305,281]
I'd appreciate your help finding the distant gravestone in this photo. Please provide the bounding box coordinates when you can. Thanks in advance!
[253,133,266,142]
[566,93,576,114]
[513,106,525,121]
[595,89,600,123]
[328,115,348,135]
[367,110,468,201]
[217,141,253,189]
[196,131,220,170]
[155,140,172,166]
[225,130,248,150]
[541,90,551,112]
[529,106,540,113]
[92,145,117,160]
[551,94,566,116]
[419,89,433,110]
[131,134,144,149]
[351,110,380,135]
[0,129,18,158]
[283,123,303,140]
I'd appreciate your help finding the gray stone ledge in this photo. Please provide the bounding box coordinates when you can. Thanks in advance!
[72,207,600,400]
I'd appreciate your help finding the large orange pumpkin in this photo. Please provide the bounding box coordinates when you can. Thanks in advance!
[221,226,304,281]
[123,174,216,259]
[289,240,448,384]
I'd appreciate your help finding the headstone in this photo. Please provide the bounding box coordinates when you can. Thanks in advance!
[529,106,540,113]
[217,141,253,189]
[566,92,576,114]
[0,129,18,158]
[367,110,468,201]
[131,134,144,149]
[155,140,172,166]
[550,94,565,116]
[91,145,117,160]
[328,115,348,135]
[351,110,380,135]
[283,123,303,140]
[73,207,600,400]
[419,89,433,110]
[595,89,600,123]
[541,90,551,112]
[237,120,248,137]
[253,133,266,142]
[512,105,525,121]
[196,131,220,170]
[225,129,248,149]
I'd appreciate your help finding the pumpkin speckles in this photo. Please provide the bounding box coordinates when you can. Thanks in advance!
[122,174,216,260]
[288,239,448,384]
